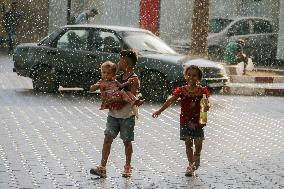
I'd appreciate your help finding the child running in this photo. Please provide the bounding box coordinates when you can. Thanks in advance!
[152,65,210,176]
[90,61,144,110]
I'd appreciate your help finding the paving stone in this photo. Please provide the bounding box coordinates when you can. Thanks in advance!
[0,53,284,188]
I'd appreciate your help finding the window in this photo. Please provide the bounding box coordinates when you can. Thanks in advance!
[209,18,233,33]
[122,31,176,54]
[253,20,273,34]
[90,31,121,53]
[229,21,250,36]
[56,29,90,50]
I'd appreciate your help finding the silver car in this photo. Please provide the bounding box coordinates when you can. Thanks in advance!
[172,17,278,64]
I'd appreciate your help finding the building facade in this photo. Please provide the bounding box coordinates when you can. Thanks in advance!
[2,0,281,60]
[0,0,49,44]
[277,0,284,60]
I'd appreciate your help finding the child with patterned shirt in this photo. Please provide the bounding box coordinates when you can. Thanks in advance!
[90,61,144,110]
[152,65,210,176]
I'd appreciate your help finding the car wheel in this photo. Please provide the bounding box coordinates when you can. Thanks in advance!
[32,67,59,92]
[141,71,169,102]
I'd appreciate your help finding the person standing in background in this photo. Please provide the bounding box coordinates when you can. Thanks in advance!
[74,8,98,24]
[3,1,22,53]
[223,39,248,75]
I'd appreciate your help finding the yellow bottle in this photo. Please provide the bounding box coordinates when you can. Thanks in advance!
[199,94,208,124]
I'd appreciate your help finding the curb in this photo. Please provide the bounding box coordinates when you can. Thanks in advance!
[229,75,284,83]
[223,85,284,96]
[254,68,284,74]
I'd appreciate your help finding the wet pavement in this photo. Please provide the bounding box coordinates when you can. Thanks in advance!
[0,53,284,188]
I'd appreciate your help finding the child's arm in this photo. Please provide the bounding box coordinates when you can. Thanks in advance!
[90,80,102,91]
[152,95,179,118]
[125,91,137,101]
[116,80,129,89]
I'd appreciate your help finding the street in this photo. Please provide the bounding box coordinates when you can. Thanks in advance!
[0,53,284,189]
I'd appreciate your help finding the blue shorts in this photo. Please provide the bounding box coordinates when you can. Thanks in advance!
[180,126,205,141]
[104,115,135,141]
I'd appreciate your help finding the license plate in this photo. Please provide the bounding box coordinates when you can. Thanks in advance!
[208,82,224,87]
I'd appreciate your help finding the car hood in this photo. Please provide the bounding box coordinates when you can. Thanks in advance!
[182,57,222,68]
[139,53,222,69]
[139,53,186,65]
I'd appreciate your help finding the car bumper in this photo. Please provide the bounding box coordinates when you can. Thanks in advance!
[13,68,31,77]
[202,77,229,88]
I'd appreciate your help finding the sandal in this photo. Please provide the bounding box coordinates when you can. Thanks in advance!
[122,165,133,177]
[90,166,107,178]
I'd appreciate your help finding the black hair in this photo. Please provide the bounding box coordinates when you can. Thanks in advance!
[120,49,138,67]
[183,65,203,80]
[90,8,98,14]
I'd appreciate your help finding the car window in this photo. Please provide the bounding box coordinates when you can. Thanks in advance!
[39,28,64,46]
[209,18,233,33]
[90,31,121,53]
[253,20,273,34]
[121,31,176,54]
[228,20,250,35]
[56,29,90,51]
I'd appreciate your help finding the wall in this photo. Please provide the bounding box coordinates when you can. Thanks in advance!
[159,0,193,44]
[1,0,49,44]
[17,0,49,43]
[95,0,140,27]
[0,0,11,38]
[48,0,68,33]
[277,0,284,60]
[210,0,238,18]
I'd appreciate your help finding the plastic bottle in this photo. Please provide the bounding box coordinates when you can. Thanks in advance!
[199,94,208,124]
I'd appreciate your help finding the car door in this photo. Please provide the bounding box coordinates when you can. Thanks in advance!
[51,28,93,87]
[250,19,277,62]
[83,29,122,81]
[227,19,253,56]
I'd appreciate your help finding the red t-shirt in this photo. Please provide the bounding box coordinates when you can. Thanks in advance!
[172,85,210,128]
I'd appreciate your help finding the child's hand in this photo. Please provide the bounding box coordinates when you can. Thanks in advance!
[128,78,135,85]
[152,110,161,118]
[204,103,210,112]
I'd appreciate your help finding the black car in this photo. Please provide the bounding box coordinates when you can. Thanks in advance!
[13,25,228,102]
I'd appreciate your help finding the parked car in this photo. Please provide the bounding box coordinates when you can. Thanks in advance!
[172,17,278,64]
[13,25,228,102]
[209,16,278,63]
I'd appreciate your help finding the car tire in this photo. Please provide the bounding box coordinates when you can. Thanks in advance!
[32,67,59,92]
[141,71,169,102]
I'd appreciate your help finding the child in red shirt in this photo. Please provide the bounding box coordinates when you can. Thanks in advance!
[152,65,210,176]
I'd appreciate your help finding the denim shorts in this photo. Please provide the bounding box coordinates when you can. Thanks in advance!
[180,126,205,141]
[104,115,135,141]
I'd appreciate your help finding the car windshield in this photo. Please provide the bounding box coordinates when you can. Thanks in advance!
[209,18,233,33]
[121,31,176,54]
